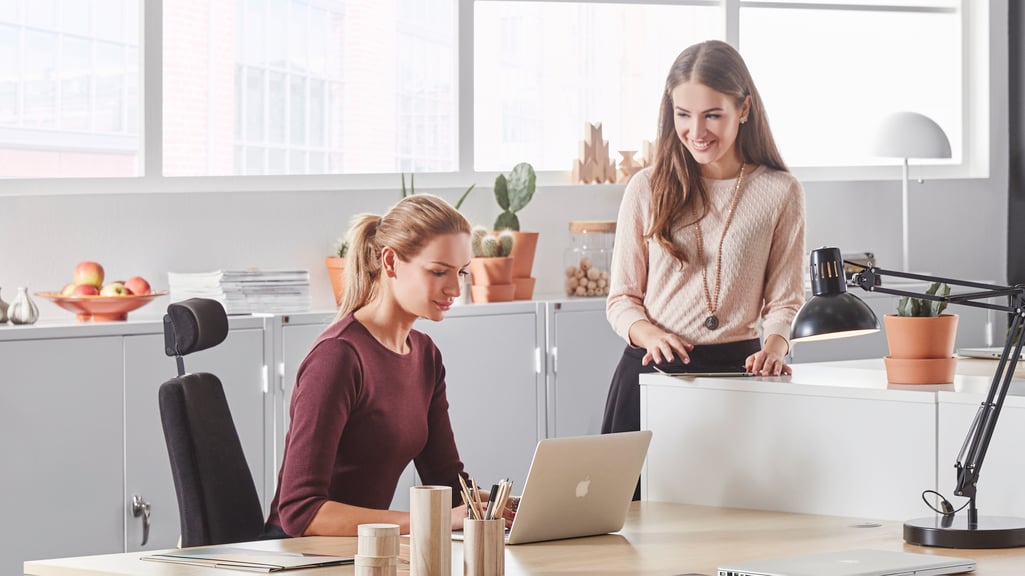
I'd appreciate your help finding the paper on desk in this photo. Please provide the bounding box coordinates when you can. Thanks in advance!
[142,547,353,572]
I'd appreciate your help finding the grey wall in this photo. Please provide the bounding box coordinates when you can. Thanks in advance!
[0,4,1009,323]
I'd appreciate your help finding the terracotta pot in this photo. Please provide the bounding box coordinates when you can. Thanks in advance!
[512,276,536,300]
[882,313,959,384]
[325,256,346,305]
[469,257,514,286]
[508,231,539,278]
[471,284,515,303]
[883,356,957,385]
[883,314,959,359]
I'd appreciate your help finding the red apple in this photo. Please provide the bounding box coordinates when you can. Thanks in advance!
[60,283,76,297]
[100,282,129,296]
[124,276,151,296]
[72,284,100,296]
[74,261,105,288]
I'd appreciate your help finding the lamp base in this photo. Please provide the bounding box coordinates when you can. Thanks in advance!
[904,515,1025,548]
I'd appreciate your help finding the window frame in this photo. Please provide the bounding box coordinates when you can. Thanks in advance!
[0,0,990,196]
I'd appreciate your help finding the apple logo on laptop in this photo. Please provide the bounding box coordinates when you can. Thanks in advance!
[575,476,591,498]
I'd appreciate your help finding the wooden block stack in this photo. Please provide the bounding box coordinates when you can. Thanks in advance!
[572,122,617,183]
[616,150,641,183]
[355,523,399,576]
[639,139,656,168]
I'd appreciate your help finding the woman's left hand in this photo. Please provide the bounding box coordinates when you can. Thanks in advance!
[744,335,792,376]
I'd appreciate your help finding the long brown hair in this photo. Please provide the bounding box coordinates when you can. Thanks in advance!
[648,40,787,264]
[336,194,471,320]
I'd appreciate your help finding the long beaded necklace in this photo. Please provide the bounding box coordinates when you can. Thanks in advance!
[693,163,746,331]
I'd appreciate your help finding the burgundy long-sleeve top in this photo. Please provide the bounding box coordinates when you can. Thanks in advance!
[266,314,466,536]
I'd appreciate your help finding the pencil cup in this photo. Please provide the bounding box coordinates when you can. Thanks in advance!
[358,523,400,557]
[410,485,452,576]
[462,518,505,576]
[354,554,398,576]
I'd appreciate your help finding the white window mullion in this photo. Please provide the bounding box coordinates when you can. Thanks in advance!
[142,0,161,178]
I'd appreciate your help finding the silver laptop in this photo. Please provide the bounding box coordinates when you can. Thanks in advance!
[958,346,1025,361]
[455,430,652,545]
[717,549,975,576]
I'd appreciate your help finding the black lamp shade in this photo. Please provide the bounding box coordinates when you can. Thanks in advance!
[791,292,880,342]
[791,247,881,342]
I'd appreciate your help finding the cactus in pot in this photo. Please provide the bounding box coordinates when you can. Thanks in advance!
[471,225,514,258]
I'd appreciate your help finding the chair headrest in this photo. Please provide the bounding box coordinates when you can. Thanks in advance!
[164,298,229,357]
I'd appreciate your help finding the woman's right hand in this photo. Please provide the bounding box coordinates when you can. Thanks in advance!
[629,321,694,366]
[450,504,468,531]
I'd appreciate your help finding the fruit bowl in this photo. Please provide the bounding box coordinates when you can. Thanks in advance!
[36,291,167,322]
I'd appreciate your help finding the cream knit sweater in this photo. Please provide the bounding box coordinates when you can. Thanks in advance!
[606,165,806,348]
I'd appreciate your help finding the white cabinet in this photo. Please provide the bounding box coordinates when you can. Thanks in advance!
[0,316,270,575]
[415,302,546,491]
[0,335,124,576]
[544,299,624,438]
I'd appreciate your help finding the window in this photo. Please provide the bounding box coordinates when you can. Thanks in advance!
[162,0,458,177]
[0,0,988,188]
[0,0,139,178]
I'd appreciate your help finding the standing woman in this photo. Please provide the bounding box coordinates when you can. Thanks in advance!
[603,40,806,446]
[266,194,473,537]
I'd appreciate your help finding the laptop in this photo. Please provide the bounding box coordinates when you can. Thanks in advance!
[716,549,975,576]
[957,346,1025,361]
[455,430,652,545]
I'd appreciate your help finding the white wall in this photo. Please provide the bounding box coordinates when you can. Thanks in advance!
[0,5,1008,323]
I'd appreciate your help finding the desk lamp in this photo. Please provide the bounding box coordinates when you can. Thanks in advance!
[874,112,952,272]
[791,247,1025,548]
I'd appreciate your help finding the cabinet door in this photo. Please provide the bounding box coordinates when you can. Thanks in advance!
[123,328,267,552]
[279,320,415,511]
[416,310,544,491]
[547,302,625,437]
[0,336,124,576]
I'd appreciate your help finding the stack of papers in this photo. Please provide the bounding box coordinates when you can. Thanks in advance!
[168,269,311,314]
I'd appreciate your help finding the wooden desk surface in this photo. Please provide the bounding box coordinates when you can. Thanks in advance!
[23,502,1023,575]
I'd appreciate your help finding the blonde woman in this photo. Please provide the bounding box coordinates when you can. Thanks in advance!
[267,194,473,537]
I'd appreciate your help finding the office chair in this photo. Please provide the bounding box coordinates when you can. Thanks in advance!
[157,298,268,547]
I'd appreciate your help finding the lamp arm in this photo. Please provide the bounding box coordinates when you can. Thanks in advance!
[850,265,1021,313]
[954,311,1025,512]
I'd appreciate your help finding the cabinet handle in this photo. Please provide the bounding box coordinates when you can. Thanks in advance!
[131,494,151,546]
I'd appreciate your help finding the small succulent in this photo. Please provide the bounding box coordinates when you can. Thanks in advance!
[334,239,349,258]
[471,225,514,258]
[897,281,950,317]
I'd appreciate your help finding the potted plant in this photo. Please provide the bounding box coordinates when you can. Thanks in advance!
[493,162,539,300]
[325,239,348,306]
[468,226,516,303]
[883,281,958,384]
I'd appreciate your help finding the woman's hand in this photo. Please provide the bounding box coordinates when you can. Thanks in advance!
[629,321,694,366]
[450,504,467,531]
[745,335,792,376]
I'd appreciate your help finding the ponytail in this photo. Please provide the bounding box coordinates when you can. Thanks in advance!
[336,214,382,320]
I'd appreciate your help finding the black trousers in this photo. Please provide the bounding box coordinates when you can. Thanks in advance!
[601,338,761,500]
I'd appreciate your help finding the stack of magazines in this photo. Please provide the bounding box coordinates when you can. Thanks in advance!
[168,269,311,314]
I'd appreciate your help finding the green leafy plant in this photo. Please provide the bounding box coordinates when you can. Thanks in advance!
[471,225,514,258]
[897,281,950,317]
[402,173,477,210]
[493,162,536,230]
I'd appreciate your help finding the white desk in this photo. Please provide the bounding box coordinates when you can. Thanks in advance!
[640,359,1025,521]
[23,502,1025,575]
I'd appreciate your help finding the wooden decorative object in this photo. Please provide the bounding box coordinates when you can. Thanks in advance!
[617,150,641,183]
[573,122,617,184]
[639,140,656,168]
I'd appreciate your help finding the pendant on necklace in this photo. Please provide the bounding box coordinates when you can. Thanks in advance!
[704,315,719,330]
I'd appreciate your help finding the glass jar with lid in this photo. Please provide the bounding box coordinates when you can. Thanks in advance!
[564,220,616,297]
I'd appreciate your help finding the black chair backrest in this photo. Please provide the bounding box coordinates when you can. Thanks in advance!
[157,298,265,547]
